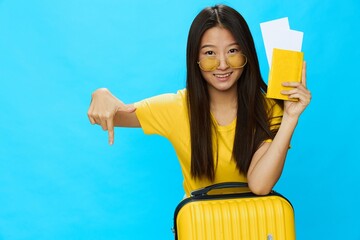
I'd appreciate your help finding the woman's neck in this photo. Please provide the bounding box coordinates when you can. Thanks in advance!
[209,87,238,126]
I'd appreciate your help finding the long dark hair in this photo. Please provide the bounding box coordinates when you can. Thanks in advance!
[186,4,281,181]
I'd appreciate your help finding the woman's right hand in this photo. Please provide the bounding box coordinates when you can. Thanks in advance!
[87,88,136,145]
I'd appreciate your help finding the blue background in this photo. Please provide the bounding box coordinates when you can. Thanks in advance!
[1,0,359,239]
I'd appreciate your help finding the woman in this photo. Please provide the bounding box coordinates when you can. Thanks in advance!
[87,4,311,196]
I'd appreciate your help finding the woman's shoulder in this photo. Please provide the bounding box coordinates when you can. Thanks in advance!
[263,97,283,120]
[134,88,187,110]
[163,88,187,105]
[177,88,187,99]
[264,97,283,111]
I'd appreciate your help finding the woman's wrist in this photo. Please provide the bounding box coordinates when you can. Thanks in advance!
[280,113,299,129]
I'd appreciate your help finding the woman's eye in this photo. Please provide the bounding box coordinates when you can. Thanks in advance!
[205,51,215,56]
[229,48,239,54]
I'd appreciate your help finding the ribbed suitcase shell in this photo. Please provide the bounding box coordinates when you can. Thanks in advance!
[173,183,295,240]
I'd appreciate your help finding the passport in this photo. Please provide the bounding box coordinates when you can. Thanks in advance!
[266,48,304,101]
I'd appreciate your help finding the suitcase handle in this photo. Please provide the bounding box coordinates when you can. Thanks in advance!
[191,182,249,197]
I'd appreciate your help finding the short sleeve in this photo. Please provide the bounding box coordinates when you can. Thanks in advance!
[134,90,186,138]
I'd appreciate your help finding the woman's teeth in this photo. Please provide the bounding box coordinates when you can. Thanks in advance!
[214,73,231,78]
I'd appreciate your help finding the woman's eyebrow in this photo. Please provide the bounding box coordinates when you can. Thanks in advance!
[200,44,216,49]
[200,42,240,49]
[228,42,240,47]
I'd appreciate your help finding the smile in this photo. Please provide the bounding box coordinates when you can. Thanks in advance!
[213,72,232,78]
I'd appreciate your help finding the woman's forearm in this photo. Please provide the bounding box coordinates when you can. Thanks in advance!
[113,104,140,127]
[247,114,299,195]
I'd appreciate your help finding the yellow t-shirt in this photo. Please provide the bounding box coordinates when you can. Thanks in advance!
[134,89,282,196]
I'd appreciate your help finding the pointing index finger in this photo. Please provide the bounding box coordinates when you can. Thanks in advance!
[107,118,115,145]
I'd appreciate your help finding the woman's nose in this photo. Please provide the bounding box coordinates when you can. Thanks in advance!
[217,57,229,70]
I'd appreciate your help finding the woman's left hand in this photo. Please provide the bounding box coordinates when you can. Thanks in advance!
[281,61,312,118]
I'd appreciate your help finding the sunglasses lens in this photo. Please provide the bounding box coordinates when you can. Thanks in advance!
[198,57,219,71]
[227,53,247,68]
[198,53,247,71]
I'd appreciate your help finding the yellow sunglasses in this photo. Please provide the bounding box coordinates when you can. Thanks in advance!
[197,53,247,72]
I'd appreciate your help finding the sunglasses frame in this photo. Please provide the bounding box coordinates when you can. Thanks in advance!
[197,53,248,72]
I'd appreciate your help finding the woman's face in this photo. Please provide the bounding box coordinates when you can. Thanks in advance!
[198,26,245,95]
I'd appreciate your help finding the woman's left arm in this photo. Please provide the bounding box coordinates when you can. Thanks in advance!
[247,62,311,195]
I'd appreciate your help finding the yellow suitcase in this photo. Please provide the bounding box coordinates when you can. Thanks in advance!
[173,182,295,240]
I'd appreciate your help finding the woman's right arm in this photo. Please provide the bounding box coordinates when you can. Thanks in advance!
[87,88,140,145]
